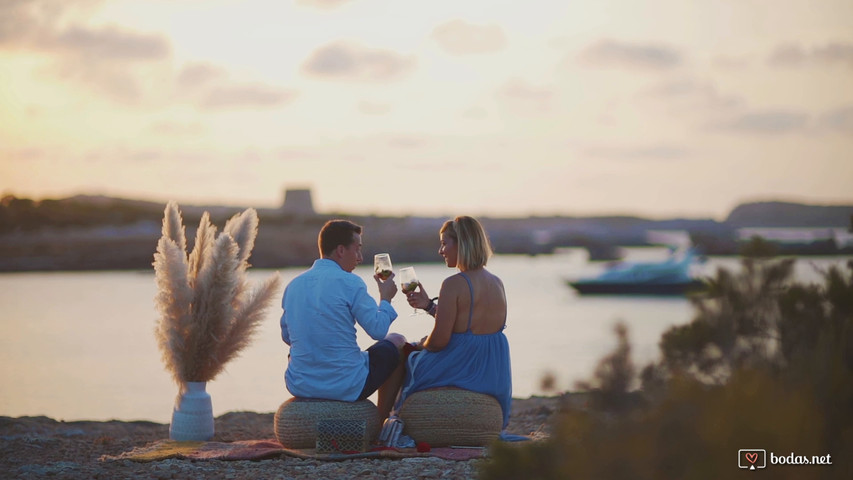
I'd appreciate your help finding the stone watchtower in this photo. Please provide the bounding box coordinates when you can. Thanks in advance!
[281,188,315,216]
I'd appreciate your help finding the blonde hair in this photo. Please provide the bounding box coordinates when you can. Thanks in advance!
[440,216,493,270]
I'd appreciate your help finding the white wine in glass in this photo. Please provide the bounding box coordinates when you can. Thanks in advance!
[374,253,393,281]
[399,266,420,315]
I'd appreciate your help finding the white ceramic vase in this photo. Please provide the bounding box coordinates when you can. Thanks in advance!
[169,381,214,441]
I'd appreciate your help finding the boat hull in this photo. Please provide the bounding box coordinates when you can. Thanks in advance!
[567,279,706,296]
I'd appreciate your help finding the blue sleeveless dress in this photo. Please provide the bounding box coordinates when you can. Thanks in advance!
[397,272,513,429]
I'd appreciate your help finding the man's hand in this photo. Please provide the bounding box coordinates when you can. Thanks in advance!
[375,272,397,303]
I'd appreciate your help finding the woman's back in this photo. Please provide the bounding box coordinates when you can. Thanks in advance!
[450,268,506,335]
[396,215,512,428]
[399,269,512,427]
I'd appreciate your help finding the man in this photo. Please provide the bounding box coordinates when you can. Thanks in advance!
[280,219,405,420]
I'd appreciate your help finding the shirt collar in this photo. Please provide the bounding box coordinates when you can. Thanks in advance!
[314,258,345,271]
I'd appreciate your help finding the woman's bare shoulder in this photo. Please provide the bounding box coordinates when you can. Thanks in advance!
[483,268,505,287]
[440,272,469,293]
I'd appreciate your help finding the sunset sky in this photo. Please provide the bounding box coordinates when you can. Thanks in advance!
[1,0,852,219]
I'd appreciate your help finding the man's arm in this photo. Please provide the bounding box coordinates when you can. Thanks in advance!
[351,280,398,340]
[281,311,291,345]
[280,288,291,346]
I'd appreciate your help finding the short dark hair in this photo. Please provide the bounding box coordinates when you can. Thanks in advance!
[318,220,362,256]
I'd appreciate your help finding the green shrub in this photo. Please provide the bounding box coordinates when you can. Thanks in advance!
[480,249,853,480]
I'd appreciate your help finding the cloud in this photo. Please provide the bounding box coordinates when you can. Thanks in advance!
[0,0,41,44]
[818,105,853,133]
[463,106,488,119]
[497,78,554,113]
[276,148,320,161]
[712,55,753,71]
[768,42,853,68]
[581,144,690,161]
[127,150,163,164]
[357,101,392,115]
[578,39,683,70]
[2,146,48,163]
[45,59,145,102]
[174,61,296,111]
[431,19,506,55]
[82,146,220,167]
[0,1,169,61]
[387,135,426,148]
[200,84,296,109]
[177,63,228,90]
[43,26,170,102]
[0,0,99,46]
[147,121,207,136]
[0,1,171,103]
[47,26,169,61]
[302,41,414,81]
[644,78,744,112]
[295,0,351,9]
[717,110,810,134]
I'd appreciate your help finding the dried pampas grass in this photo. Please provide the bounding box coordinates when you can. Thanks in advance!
[153,202,281,385]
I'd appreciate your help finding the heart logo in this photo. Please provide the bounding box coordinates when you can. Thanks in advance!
[745,452,758,464]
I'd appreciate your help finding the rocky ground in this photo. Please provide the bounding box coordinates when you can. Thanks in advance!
[0,396,566,480]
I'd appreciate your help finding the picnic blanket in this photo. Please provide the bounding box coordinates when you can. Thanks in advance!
[100,439,489,463]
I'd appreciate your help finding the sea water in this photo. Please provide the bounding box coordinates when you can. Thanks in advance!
[0,250,847,422]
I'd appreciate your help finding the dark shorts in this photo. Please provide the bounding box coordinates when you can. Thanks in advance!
[357,339,400,400]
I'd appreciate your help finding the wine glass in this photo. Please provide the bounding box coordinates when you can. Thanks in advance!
[399,266,420,316]
[374,253,393,281]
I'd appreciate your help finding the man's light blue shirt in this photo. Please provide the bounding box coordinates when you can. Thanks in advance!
[280,259,397,401]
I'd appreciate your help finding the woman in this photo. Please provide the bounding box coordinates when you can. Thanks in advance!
[398,216,512,429]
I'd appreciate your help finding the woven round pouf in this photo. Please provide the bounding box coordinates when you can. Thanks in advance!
[398,388,502,447]
[274,398,380,449]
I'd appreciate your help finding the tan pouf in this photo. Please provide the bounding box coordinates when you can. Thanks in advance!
[274,398,380,449]
[398,388,502,447]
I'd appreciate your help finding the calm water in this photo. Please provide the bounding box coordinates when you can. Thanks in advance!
[1,250,847,422]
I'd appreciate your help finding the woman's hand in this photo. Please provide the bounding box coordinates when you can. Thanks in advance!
[405,284,430,310]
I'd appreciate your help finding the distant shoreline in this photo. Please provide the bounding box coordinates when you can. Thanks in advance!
[2,195,851,272]
[2,251,852,274]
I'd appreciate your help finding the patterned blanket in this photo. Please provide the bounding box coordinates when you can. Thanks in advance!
[100,439,488,463]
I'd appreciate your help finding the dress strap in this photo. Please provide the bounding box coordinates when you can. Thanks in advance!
[458,272,474,333]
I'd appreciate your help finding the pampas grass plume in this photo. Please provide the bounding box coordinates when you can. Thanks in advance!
[224,209,259,267]
[162,201,187,253]
[152,202,281,385]
[213,274,281,380]
[153,236,193,385]
[188,212,216,287]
